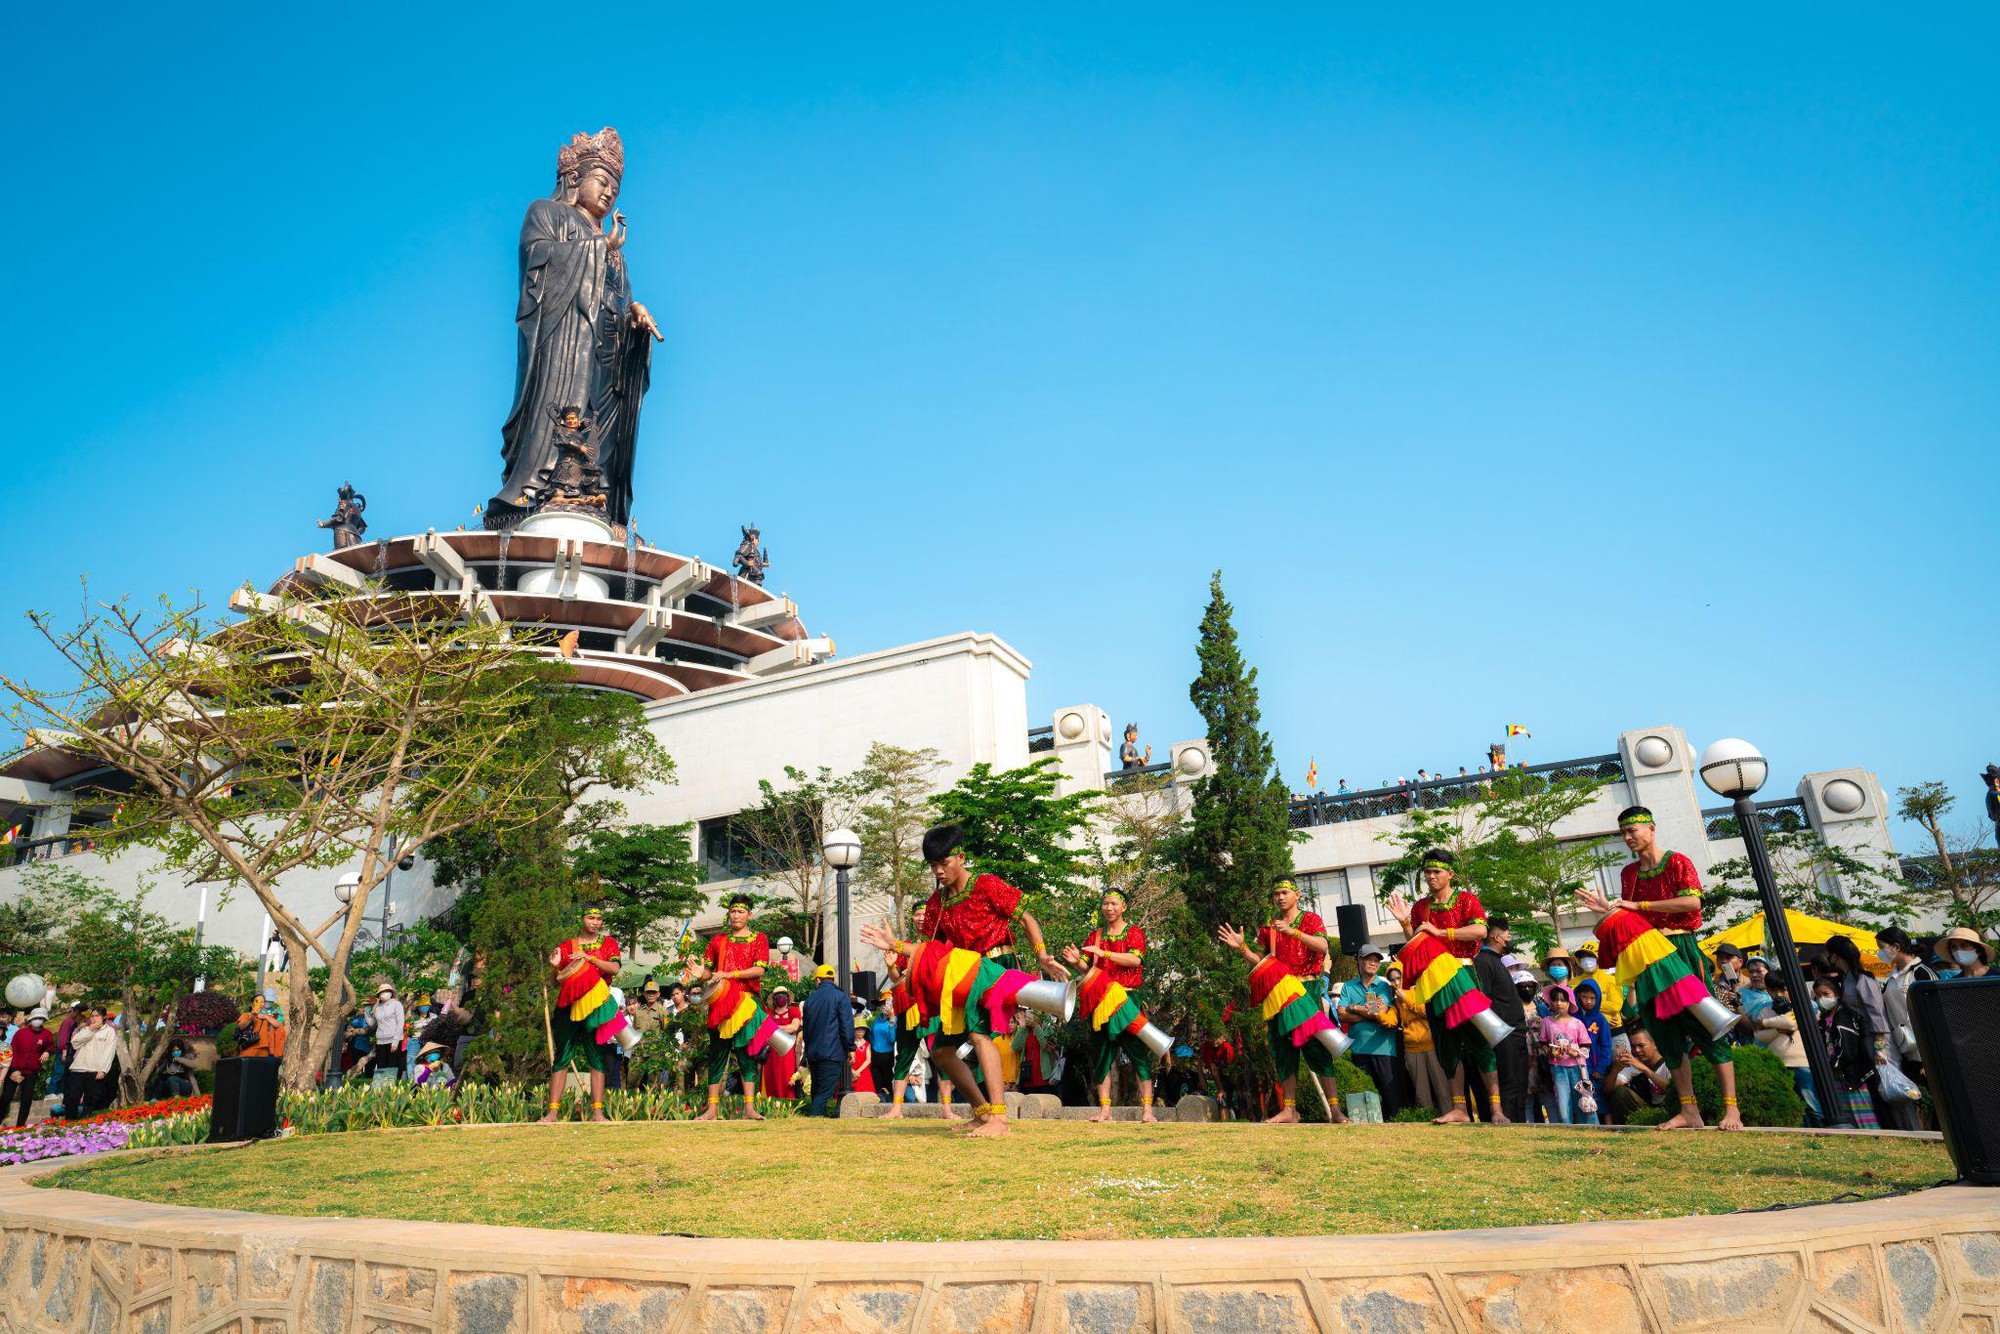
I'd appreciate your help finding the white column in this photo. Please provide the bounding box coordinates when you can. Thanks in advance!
[1617,726,1711,873]
[1797,768,1900,901]
[1047,706,1113,797]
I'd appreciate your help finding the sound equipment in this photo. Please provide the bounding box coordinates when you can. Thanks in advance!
[1910,975,2000,1184]
[852,968,879,1005]
[209,1056,281,1143]
[1335,904,1371,956]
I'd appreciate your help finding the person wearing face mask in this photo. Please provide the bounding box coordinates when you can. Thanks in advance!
[1938,927,1993,981]
[1709,943,1747,1016]
[1569,941,1625,1040]
[1819,935,1890,1087]
[1812,977,1878,1129]
[1874,927,1936,1131]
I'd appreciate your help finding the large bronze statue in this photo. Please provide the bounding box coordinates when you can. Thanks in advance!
[319,482,367,549]
[733,524,770,585]
[486,128,663,532]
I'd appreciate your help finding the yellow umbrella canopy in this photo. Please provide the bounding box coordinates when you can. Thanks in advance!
[1701,910,1890,978]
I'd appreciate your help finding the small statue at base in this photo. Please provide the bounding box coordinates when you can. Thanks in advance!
[319,482,367,549]
[733,524,770,585]
[539,406,607,513]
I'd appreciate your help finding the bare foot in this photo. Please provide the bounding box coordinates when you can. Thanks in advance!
[742,1104,765,1121]
[967,1117,1009,1138]
[1488,1112,1511,1125]
[1139,1110,1158,1124]
[1263,1107,1301,1124]
[882,1105,904,1120]
[694,1107,718,1122]
[537,1112,563,1125]
[1719,1107,1744,1132]
[590,1111,610,1123]
[1089,1108,1113,1124]
[1433,1108,1472,1124]
[1657,1108,1705,1130]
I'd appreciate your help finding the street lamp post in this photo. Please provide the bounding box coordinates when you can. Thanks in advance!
[1698,738,1852,1128]
[822,828,862,997]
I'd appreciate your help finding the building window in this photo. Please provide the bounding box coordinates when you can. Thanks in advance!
[698,817,759,884]
[1297,868,1351,910]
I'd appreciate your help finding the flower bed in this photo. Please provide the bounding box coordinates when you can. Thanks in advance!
[279,1082,792,1135]
[0,1096,214,1165]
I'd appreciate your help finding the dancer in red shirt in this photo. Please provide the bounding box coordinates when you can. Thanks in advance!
[1388,850,1502,1124]
[1219,878,1350,1125]
[908,824,1067,1138]
[1061,888,1156,1122]
[1578,806,1741,1131]
[695,895,776,1121]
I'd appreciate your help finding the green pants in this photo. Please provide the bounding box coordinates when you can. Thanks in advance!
[893,1019,937,1080]
[1644,934,1735,1068]
[1269,978,1337,1081]
[553,1015,607,1074]
[1087,1025,1156,1085]
[706,1033,763,1089]
[1434,1021,1498,1080]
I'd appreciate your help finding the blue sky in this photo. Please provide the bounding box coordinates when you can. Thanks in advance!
[4,6,1996,842]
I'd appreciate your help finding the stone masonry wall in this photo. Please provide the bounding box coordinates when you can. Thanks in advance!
[1,1152,1996,1332]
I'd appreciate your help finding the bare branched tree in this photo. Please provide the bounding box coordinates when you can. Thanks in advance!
[1,586,579,1092]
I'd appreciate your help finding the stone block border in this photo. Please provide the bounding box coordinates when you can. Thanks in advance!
[1,1134,1995,1332]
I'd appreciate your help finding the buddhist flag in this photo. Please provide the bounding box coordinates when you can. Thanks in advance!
[2,824,19,845]
[1305,758,1319,790]
[558,629,581,659]
[1505,724,1532,738]
[112,804,125,824]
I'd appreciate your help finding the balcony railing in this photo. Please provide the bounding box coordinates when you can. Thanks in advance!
[1027,726,1055,755]
[1,834,104,869]
[1106,761,1173,786]
[1702,798,1809,841]
[1288,754,1627,829]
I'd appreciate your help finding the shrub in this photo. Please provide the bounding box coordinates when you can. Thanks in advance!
[1299,1058,1375,1123]
[1332,1059,1376,1096]
[212,1022,240,1060]
[1686,1044,1804,1128]
[176,991,238,1033]
[1625,1105,1671,1127]
[1391,1106,1438,1123]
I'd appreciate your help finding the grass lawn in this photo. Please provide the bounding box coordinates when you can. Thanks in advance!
[42,1121,1952,1243]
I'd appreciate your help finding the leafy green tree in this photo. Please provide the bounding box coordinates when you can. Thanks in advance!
[1167,573,1299,1054]
[930,759,1100,947]
[1479,770,1621,952]
[0,586,579,1093]
[1893,780,2000,931]
[851,743,944,931]
[571,823,704,956]
[1704,826,1918,928]
[733,766,867,957]
[10,865,241,1103]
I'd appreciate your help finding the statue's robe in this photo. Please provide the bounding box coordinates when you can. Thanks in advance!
[488,197,651,529]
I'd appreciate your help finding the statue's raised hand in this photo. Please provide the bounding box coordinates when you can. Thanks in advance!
[629,301,663,342]
[607,210,628,251]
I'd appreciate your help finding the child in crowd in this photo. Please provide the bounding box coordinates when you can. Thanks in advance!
[1571,980,1612,1126]
[1538,986,1592,1125]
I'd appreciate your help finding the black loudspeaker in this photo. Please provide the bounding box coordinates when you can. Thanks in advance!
[852,968,879,1004]
[1909,976,2000,1184]
[209,1056,281,1143]
[1335,904,1372,956]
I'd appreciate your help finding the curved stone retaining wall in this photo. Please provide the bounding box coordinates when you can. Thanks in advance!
[2,1150,1997,1332]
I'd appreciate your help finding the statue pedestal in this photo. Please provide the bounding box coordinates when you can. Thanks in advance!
[514,510,615,598]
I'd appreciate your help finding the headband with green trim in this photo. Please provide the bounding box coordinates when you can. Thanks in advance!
[1421,860,1453,872]
[1618,812,1655,828]
[1272,879,1299,894]
[1101,889,1128,905]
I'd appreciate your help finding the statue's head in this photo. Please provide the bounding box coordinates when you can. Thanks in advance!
[555,127,624,220]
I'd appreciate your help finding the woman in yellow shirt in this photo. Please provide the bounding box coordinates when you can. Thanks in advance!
[1393,971,1448,1113]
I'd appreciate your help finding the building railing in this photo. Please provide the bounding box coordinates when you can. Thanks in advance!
[1701,798,1809,841]
[1106,761,1173,786]
[1288,754,1627,829]
[0,834,103,869]
[1027,726,1055,755]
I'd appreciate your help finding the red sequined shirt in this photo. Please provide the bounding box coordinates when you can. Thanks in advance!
[704,931,771,994]
[1084,924,1146,991]
[1258,911,1328,979]
[1621,851,1703,933]
[919,872,1023,955]
[1410,890,1487,960]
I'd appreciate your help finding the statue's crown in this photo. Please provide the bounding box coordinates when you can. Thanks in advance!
[557,127,624,182]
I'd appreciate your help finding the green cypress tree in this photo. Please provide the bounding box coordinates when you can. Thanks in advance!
[1169,573,1299,1067]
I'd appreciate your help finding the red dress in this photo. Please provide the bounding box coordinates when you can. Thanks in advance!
[919,872,1023,954]
[1257,912,1328,978]
[1409,891,1486,960]
[850,1036,877,1093]
[1084,925,1146,990]
[704,932,770,993]
[760,1001,800,1097]
[1622,852,1703,932]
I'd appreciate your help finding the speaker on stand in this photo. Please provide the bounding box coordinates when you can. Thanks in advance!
[1335,903,1373,959]
[1910,975,2000,1184]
